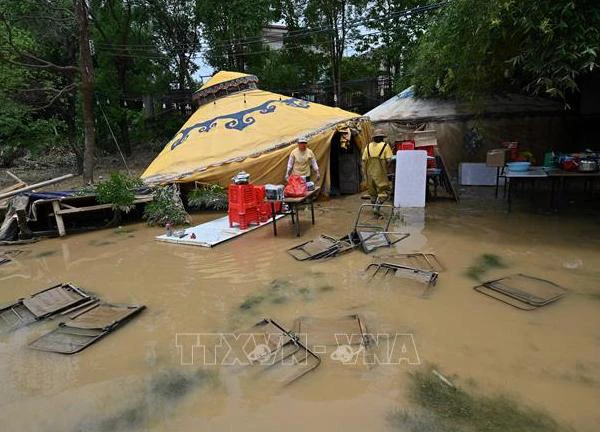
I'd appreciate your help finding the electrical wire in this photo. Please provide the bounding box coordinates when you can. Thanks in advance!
[94,2,446,56]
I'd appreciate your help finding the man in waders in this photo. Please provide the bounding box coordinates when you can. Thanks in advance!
[362,129,392,215]
[285,138,321,181]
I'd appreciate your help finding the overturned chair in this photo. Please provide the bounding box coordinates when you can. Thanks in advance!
[0,283,93,333]
[29,303,145,354]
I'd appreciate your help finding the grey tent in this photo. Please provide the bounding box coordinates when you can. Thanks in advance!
[366,87,572,174]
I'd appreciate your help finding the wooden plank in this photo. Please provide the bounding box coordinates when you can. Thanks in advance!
[6,171,25,184]
[0,174,74,201]
[55,197,152,215]
[56,203,112,215]
[0,182,26,195]
[52,201,66,237]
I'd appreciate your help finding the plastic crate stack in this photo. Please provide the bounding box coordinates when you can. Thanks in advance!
[228,184,260,229]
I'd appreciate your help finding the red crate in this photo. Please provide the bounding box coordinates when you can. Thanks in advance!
[228,184,258,214]
[228,208,260,230]
[229,184,257,205]
[416,145,437,168]
[395,140,415,152]
[254,185,265,202]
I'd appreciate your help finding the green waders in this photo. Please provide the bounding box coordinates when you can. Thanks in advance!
[365,144,391,205]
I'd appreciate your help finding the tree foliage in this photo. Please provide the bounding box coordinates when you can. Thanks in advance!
[403,0,600,106]
[197,0,276,71]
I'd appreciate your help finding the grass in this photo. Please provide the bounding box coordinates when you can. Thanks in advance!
[89,239,115,247]
[238,278,335,311]
[33,250,57,258]
[150,369,214,401]
[239,294,265,311]
[90,368,215,432]
[466,253,507,281]
[389,369,564,432]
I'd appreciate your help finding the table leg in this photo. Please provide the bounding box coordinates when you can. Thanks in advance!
[271,202,277,236]
[310,200,315,225]
[550,177,556,210]
[295,205,300,236]
[495,167,500,198]
[507,178,512,213]
[52,201,66,237]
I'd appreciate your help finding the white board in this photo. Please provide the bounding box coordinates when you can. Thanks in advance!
[394,150,427,208]
[155,214,284,248]
[459,163,502,186]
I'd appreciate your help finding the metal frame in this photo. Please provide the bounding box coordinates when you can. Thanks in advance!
[365,263,439,286]
[474,274,566,310]
[29,303,146,354]
[254,319,321,386]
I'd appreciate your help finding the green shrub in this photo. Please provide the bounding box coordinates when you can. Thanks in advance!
[95,172,143,213]
[187,185,228,211]
[144,185,189,226]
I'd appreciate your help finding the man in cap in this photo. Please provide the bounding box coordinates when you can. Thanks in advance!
[285,137,320,181]
[362,129,393,213]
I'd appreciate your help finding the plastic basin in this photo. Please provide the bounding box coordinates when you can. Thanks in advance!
[507,162,531,172]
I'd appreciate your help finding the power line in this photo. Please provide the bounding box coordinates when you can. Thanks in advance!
[94,2,446,55]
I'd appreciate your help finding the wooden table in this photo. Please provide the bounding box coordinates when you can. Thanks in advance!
[267,187,320,237]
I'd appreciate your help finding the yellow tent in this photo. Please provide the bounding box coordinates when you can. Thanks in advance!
[142,71,371,195]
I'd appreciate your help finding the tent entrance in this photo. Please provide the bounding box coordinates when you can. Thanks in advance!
[329,132,361,196]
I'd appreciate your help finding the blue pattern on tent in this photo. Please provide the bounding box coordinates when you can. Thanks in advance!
[170,98,310,150]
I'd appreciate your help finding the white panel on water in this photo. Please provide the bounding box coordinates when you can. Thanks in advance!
[459,162,503,186]
[156,214,284,248]
[394,150,427,208]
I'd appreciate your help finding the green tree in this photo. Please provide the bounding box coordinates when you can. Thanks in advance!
[197,0,277,71]
[403,0,600,106]
[356,0,431,97]
[144,0,201,90]
[91,0,161,156]
[0,0,79,166]
[304,0,367,106]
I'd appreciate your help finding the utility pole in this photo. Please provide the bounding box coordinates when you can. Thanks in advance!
[77,0,96,184]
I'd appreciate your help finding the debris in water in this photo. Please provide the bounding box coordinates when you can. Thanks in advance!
[432,369,455,388]
[562,259,583,270]
[474,274,566,310]
[113,226,136,235]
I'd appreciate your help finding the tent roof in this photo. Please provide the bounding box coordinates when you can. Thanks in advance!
[197,71,257,92]
[366,86,564,122]
[142,78,363,184]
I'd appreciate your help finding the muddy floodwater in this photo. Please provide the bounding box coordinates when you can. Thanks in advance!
[1,191,600,431]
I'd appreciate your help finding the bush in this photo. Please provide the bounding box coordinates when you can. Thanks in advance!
[95,172,143,213]
[144,185,189,226]
[187,185,228,211]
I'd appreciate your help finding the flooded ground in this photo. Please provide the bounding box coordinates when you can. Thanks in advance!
[1,189,599,431]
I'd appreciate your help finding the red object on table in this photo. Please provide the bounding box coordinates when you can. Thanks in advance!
[284,175,307,198]
[395,140,415,152]
[416,144,437,168]
[502,141,519,161]
[228,184,260,229]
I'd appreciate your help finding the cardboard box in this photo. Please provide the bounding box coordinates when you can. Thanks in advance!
[486,149,508,167]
